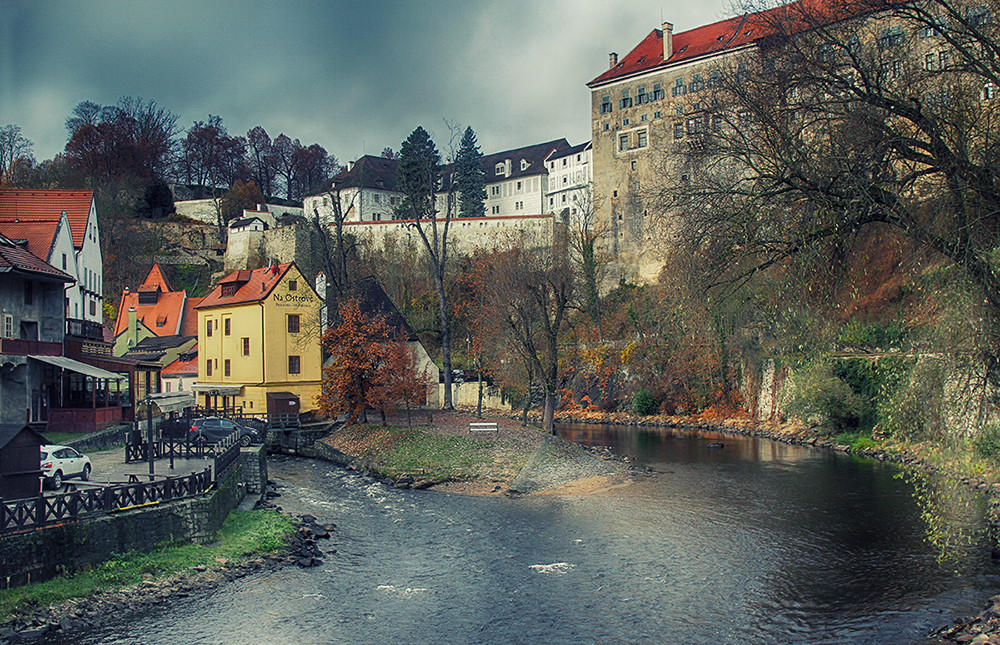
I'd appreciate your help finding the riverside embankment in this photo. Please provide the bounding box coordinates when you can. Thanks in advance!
[308,409,637,496]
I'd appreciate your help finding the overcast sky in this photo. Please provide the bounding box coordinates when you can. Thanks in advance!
[1,0,733,166]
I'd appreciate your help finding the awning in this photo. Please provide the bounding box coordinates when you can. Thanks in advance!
[146,392,196,413]
[29,355,127,380]
[190,383,244,395]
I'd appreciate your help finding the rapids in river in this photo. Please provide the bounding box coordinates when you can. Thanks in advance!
[40,425,1000,644]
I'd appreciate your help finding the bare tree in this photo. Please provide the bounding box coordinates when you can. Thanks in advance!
[0,125,34,185]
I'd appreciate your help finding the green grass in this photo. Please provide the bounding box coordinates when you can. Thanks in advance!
[832,431,879,452]
[375,427,495,480]
[0,509,294,621]
[41,432,86,446]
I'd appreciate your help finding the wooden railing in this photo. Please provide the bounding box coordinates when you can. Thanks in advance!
[0,338,62,356]
[0,468,213,533]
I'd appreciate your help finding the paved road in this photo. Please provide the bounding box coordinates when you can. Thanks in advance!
[50,446,216,495]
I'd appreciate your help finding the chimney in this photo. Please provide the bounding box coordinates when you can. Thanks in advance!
[128,306,137,347]
[662,22,674,60]
[609,52,618,68]
[347,160,355,172]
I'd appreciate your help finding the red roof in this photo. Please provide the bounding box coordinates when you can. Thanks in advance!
[0,234,75,282]
[162,349,198,377]
[0,189,94,250]
[197,263,294,309]
[113,265,195,338]
[588,0,853,87]
[142,264,173,292]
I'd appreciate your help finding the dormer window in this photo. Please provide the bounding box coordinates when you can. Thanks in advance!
[520,159,529,171]
[495,162,506,176]
[222,283,238,297]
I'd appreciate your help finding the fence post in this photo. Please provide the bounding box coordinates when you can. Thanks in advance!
[35,493,45,526]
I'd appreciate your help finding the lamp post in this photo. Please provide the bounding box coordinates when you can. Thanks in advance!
[146,393,154,480]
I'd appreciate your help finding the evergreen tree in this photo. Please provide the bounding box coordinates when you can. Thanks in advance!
[395,125,455,408]
[455,126,485,218]
[395,126,440,221]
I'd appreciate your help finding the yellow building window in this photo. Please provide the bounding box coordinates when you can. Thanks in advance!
[288,355,300,374]
[288,314,300,334]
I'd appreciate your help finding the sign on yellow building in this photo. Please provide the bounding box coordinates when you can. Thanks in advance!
[193,262,322,417]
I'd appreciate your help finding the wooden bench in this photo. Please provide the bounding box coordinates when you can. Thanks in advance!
[469,422,498,434]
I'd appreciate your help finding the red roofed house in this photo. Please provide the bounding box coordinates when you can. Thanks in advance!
[0,189,104,326]
[161,345,198,394]
[0,233,126,431]
[194,262,321,420]
[587,9,802,281]
[113,263,202,356]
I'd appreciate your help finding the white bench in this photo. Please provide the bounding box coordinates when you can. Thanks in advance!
[469,422,498,434]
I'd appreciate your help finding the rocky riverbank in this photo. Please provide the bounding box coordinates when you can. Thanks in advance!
[0,506,333,644]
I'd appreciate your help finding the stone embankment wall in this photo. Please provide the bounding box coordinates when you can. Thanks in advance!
[0,444,268,590]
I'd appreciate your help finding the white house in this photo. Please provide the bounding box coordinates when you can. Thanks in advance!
[0,189,103,324]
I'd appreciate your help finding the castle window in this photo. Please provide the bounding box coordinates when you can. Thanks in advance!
[600,96,613,114]
[619,90,633,109]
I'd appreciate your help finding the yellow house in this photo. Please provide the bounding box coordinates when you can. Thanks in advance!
[193,262,322,417]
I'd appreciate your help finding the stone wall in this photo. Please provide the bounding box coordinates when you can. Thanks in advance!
[0,459,250,590]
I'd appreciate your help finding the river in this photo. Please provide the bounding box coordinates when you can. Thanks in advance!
[40,424,1000,644]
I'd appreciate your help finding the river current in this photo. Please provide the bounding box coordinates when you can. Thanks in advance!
[42,425,1000,644]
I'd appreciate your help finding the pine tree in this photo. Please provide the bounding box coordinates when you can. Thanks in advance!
[395,126,440,221]
[455,126,485,219]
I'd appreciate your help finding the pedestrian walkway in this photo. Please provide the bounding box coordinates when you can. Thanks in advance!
[52,446,215,495]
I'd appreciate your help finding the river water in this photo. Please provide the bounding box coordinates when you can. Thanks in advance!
[42,425,1000,644]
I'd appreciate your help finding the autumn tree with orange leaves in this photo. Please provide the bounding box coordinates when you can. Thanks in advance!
[318,297,430,426]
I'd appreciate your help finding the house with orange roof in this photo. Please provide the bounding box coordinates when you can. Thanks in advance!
[161,345,198,394]
[194,262,322,419]
[113,263,202,356]
[0,189,103,324]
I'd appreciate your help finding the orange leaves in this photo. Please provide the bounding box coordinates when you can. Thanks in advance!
[317,297,431,426]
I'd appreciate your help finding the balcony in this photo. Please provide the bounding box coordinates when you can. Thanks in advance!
[0,338,61,356]
[66,318,106,342]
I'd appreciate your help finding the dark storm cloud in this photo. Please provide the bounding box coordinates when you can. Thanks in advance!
[1,0,731,164]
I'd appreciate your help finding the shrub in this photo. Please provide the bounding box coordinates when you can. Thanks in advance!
[878,359,945,442]
[632,388,658,416]
[784,360,864,428]
[973,425,1000,461]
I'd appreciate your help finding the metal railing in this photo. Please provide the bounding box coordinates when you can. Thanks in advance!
[0,468,213,533]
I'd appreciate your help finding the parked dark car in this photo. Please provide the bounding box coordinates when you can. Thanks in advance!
[188,417,261,447]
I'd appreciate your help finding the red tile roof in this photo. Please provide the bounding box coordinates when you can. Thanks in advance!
[113,265,196,338]
[0,234,75,282]
[197,263,294,309]
[588,0,850,87]
[161,350,198,377]
[0,189,94,250]
[142,264,173,292]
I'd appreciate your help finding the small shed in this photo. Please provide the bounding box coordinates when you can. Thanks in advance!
[266,392,300,428]
[0,424,46,500]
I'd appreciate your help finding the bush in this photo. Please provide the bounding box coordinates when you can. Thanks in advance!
[878,359,944,442]
[973,425,1000,460]
[632,388,658,416]
[784,360,864,428]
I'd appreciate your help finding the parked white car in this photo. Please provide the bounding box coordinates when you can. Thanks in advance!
[40,445,92,489]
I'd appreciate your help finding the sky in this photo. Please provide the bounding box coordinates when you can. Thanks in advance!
[0,0,734,166]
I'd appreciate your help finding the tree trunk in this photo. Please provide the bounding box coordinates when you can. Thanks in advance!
[434,270,453,409]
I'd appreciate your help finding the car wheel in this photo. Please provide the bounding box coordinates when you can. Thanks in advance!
[239,434,252,447]
[194,435,207,447]
[81,464,91,481]
[52,470,63,489]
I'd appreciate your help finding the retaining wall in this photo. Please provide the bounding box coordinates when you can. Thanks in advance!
[0,458,251,590]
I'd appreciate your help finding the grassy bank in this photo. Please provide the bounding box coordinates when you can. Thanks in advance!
[323,422,528,482]
[0,508,294,622]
